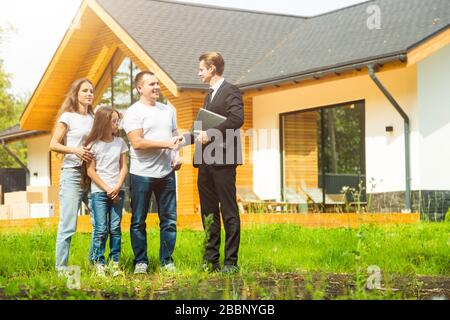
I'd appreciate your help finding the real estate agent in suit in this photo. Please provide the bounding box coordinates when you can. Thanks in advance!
[183,52,244,274]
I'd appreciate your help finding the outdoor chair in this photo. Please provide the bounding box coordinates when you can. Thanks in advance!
[236,186,268,214]
[283,188,309,213]
[297,185,347,212]
[236,187,301,214]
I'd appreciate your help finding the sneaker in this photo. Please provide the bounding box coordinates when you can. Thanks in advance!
[134,262,148,275]
[95,263,107,277]
[221,265,240,275]
[202,262,221,273]
[161,262,177,273]
[110,261,123,277]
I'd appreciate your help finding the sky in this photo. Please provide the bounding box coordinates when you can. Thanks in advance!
[0,0,367,96]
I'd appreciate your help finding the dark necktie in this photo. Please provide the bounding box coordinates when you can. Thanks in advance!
[206,88,214,109]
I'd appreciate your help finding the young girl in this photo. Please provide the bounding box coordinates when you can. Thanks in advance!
[85,107,129,277]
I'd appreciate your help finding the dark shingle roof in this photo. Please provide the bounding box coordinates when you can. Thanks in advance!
[97,0,450,90]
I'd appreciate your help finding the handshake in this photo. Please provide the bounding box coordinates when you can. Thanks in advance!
[167,135,185,150]
[168,136,184,171]
[166,131,210,150]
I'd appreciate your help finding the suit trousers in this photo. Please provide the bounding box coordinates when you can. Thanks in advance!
[198,164,240,266]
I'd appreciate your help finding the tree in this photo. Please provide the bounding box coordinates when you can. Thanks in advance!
[318,104,364,175]
[0,27,28,168]
[98,57,167,111]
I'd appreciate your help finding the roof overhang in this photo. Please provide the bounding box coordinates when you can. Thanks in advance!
[0,126,48,144]
[407,25,450,66]
[236,53,408,92]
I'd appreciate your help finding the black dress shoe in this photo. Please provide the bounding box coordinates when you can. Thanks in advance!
[221,265,239,274]
[202,262,221,273]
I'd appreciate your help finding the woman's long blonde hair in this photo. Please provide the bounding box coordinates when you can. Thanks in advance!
[80,107,122,189]
[53,78,95,162]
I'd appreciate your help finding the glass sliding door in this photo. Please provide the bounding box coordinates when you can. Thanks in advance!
[281,101,366,212]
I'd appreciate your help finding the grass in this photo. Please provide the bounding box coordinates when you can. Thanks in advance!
[0,222,449,300]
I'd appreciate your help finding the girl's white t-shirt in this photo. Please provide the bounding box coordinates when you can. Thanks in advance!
[58,112,94,168]
[90,137,129,193]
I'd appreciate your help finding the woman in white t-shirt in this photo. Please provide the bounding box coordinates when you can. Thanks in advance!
[50,78,95,273]
[85,107,128,277]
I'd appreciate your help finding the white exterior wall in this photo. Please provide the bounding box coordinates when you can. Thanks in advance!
[251,65,419,200]
[417,44,450,190]
[26,135,51,186]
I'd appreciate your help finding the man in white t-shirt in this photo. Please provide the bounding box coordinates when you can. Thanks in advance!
[123,71,182,274]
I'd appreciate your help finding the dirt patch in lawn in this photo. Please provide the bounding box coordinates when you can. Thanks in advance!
[145,272,450,300]
[1,272,449,300]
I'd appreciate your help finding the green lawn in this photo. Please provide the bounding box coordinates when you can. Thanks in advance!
[0,222,449,300]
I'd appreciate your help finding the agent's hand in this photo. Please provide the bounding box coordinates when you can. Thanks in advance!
[74,146,94,162]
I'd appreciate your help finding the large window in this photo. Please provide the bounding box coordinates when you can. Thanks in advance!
[280,101,366,212]
[97,56,140,112]
[97,55,168,112]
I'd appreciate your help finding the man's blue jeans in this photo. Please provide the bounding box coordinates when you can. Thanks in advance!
[130,171,177,266]
[91,191,125,264]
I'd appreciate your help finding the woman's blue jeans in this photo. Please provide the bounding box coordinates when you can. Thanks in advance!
[55,167,93,270]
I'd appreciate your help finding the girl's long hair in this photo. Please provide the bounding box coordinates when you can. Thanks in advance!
[80,107,122,189]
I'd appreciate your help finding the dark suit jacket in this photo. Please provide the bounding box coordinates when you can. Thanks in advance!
[184,80,244,167]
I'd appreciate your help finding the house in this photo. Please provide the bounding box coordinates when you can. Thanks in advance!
[0,125,48,188]
[19,0,450,218]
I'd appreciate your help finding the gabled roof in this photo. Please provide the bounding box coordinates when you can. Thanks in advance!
[97,0,450,89]
[19,0,450,130]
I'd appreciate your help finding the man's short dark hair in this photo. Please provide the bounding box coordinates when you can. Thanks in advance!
[134,71,155,91]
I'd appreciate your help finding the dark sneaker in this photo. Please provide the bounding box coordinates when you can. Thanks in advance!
[221,265,239,275]
[202,262,221,273]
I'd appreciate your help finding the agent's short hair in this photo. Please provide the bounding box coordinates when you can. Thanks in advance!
[199,52,225,76]
[134,71,155,92]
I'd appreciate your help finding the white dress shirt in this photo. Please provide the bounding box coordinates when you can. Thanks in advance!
[210,77,225,102]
